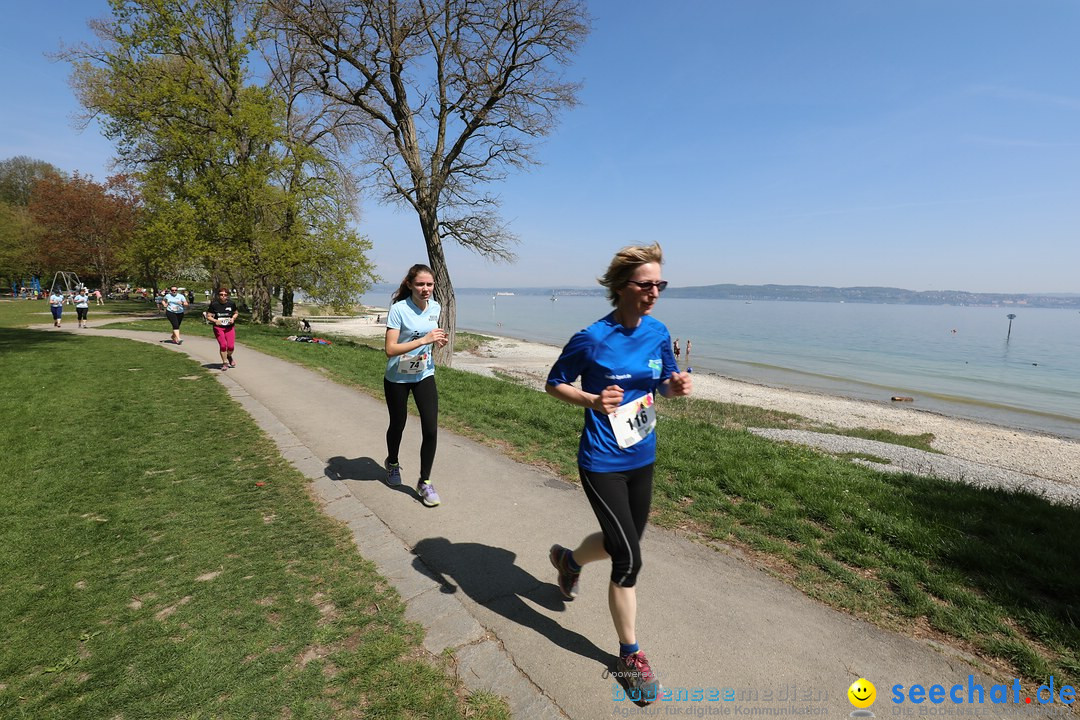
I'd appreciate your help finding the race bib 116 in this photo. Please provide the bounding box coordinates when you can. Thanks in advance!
[608,392,656,448]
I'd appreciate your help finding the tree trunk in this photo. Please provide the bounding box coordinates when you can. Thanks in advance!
[420,214,455,367]
[251,280,273,324]
[281,286,294,317]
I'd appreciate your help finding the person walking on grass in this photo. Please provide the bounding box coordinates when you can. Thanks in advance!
[73,288,90,328]
[163,285,189,344]
[383,264,448,507]
[203,288,239,371]
[48,289,64,327]
[545,243,692,704]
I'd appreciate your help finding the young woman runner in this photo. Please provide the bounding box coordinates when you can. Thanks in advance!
[545,243,692,703]
[383,264,449,507]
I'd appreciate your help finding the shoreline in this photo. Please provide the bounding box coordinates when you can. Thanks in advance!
[309,315,1080,489]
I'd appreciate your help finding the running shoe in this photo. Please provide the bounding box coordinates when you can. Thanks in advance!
[221,363,228,371]
[416,480,441,507]
[384,459,402,486]
[615,650,661,704]
[177,339,183,345]
[549,544,580,599]
[228,359,236,368]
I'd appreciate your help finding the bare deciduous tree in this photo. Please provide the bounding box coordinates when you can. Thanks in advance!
[265,0,589,363]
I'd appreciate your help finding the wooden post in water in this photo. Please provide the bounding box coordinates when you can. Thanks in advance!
[1006,313,1017,343]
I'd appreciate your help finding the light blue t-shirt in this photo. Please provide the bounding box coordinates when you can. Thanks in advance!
[74,294,89,308]
[547,312,677,472]
[164,292,186,314]
[384,296,441,383]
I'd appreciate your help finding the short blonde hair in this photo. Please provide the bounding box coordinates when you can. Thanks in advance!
[598,243,664,306]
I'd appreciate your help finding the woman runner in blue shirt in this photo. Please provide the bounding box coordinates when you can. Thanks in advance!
[163,285,189,344]
[383,264,449,507]
[545,243,692,703]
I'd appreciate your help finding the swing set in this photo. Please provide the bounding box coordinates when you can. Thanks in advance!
[48,271,84,297]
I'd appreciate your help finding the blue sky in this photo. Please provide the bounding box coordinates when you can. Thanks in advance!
[3,1,1078,293]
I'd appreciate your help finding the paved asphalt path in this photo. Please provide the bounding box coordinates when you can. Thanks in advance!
[44,321,1062,719]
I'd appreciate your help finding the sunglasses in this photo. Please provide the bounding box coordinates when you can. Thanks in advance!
[626,280,668,292]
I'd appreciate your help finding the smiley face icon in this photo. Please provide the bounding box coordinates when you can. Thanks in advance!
[848,678,876,709]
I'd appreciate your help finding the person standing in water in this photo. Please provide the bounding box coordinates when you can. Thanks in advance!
[383,264,448,507]
[545,243,691,703]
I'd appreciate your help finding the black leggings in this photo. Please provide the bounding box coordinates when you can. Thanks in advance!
[384,375,439,481]
[166,311,184,330]
[579,463,654,588]
[76,307,88,320]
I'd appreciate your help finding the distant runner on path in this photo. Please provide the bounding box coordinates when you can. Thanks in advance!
[203,288,239,371]
[544,243,692,705]
[73,289,90,328]
[49,290,65,327]
[163,285,189,344]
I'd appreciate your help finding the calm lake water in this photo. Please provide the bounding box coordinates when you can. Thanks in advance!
[364,289,1080,439]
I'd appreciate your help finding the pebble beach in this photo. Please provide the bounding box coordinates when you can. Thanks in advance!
[311,315,1080,499]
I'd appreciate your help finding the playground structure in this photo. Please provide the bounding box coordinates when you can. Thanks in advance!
[13,276,42,297]
[49,271,84,297]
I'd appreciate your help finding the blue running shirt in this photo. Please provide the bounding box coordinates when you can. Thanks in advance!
[385,296,441,383]
[547,312,678,472]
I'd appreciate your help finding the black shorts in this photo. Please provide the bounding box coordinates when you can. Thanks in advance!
[166,311,185,329]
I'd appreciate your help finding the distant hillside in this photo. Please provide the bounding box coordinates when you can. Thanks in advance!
[456,284,1079,309]
[662,284,1080,309]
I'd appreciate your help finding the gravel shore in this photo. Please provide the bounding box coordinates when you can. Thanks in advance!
[312,316,1080,495]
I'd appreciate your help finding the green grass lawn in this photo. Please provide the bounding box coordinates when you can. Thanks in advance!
[230,320,1077,691]
[89,311,1080,690]
[0,303,508,719]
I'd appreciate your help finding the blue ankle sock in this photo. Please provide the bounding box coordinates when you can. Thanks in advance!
[620,642,639,657]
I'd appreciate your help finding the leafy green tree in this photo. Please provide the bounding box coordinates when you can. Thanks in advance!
[65,0,376,322]
[121,175,198,293]
[0,156,62,291]
[0,156,63,207]
[0,202,42,293]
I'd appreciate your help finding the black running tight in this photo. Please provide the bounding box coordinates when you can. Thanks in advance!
[579,463,654,588]
[384,375,439,481]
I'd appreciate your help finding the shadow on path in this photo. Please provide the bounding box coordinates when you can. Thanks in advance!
[412,536,614,668]
[325,455,417,498]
